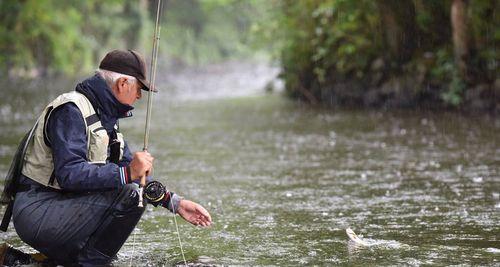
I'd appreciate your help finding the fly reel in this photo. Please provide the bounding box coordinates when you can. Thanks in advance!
[144,181,167,204]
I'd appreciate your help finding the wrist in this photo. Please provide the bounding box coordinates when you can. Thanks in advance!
[162,192,182,214]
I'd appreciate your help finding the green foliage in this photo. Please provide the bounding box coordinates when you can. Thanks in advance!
[469,0,500,75]
[441,69,466,106]
[0,0,83,74]
[0,0,151,77]
[1,0,497,110]
[429,48,455,82]
[161,0,267,65]
[259,0,498,108]
[254,0,380,97]
[0,0,269,75]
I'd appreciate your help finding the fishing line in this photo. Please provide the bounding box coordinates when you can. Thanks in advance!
[129,227,136,266]
[171,192,187,266]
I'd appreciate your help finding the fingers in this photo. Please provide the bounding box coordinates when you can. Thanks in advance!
[196,205,212,224]
[130,151,155,180]
[193,205,212,227]
[135,151,154,164]
[178,200,212,227]
[191,213,211,227]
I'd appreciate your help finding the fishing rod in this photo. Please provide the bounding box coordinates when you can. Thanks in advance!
[138,0,162,208]
[134,0,188,265]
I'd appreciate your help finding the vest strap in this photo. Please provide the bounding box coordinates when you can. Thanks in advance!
[0,201,13,232]
[93,126,106,133]
[0,123,38,232]
[85,114,100,126]
[109,130,121,164]
[48,172,56,186]
[42,106,54,147]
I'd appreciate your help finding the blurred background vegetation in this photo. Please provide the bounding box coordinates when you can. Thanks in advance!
[258,0,499,111]
[0,0,267,75]
[0,0,498,112]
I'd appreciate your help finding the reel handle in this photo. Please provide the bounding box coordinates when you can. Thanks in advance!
[138,148,149,207]
[138,175,146,207]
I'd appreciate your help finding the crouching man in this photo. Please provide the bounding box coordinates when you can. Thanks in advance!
[0,50,211,266]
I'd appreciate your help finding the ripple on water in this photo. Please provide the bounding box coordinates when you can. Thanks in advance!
[1,72,499,266]
[486,247,500,253]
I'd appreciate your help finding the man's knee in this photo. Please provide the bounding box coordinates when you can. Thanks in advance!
[78,184,146,264]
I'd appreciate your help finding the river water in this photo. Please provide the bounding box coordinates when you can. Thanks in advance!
[0,62,499,265]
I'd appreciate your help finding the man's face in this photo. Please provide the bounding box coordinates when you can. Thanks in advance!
[113,77,142,106]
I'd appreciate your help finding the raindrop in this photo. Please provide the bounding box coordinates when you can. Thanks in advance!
[486,247,500,253]
[472,177,483,183]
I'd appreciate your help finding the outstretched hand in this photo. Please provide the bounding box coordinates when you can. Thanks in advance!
[177,200,212,227]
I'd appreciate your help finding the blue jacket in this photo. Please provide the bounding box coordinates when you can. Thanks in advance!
[33,74,135,191]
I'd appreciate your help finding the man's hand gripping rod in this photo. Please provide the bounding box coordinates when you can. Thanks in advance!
[138,0,162,207]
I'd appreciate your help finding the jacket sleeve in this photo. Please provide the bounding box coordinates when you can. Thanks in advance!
[47,103,131,191]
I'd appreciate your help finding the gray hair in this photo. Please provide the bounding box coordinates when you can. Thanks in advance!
[96,68,137,88]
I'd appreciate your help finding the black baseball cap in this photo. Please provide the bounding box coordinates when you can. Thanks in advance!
[99,49,157,92]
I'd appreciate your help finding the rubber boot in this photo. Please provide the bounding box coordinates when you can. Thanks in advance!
[0,243,50,266]
[0,243,32,266]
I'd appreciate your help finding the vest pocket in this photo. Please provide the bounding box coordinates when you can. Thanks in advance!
[88,128,109,163]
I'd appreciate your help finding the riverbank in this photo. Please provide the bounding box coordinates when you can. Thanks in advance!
[290,68,500,114]
[265,1,498,115]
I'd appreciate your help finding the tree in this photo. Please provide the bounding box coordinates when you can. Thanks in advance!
[450,0,477,83]
[376,0,417,65]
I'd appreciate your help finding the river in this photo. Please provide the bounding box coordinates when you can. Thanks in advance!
[1,61,499,265]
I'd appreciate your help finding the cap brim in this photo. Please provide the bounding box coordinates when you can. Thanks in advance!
[138,78,158,92]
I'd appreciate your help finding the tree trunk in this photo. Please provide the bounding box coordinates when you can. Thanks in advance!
[377,0,418,65]
[451,0,477,83]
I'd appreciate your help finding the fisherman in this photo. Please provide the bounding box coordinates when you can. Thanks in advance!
[0,49,212,266]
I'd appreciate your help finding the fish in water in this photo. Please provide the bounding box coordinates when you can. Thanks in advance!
[345,228,370,246]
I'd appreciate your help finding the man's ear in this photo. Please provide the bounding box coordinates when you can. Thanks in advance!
[116,77,129,93]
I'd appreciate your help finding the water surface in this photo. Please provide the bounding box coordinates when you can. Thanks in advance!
[1,62,499,265]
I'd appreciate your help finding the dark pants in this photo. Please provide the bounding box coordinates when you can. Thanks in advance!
[12,177,145,266]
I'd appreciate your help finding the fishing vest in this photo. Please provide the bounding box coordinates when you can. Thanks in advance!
[22,91,125,189]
